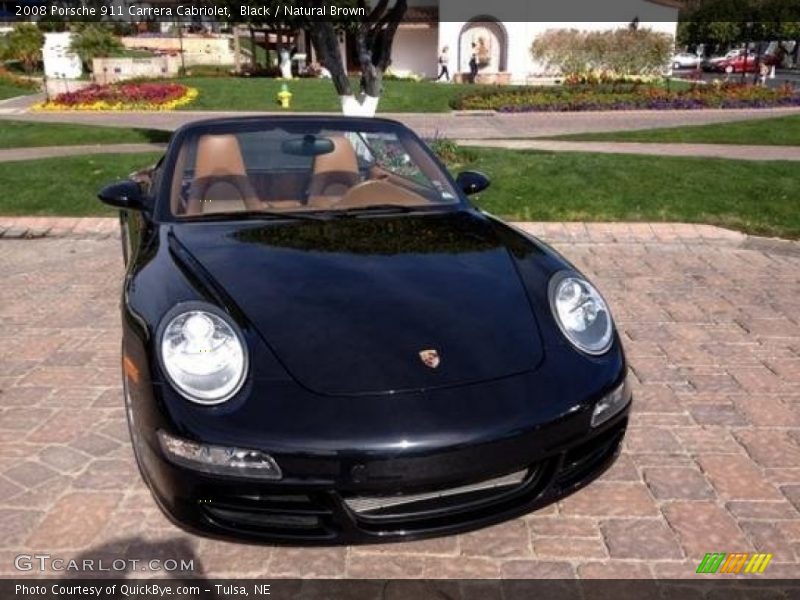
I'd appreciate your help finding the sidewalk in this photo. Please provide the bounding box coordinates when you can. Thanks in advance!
[3,105,800,138]
[0,92,43,115]
[458,139,800,161]
[1,139,798,163]
[0,143,166,163]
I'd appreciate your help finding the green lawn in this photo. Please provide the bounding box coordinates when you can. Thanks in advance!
[0,153,161,216]
[176,77,494,112]
[0,78,37,101]
[549,114,800,146]
[238,36,268,65]
[1,149,797,239]
[0,120,171,149]
[457,148,799,239]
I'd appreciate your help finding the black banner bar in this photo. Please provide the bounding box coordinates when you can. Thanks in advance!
[2,579,800,600]
[5,0,799,23]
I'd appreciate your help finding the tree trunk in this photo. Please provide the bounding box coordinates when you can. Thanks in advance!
[309,22,351,97]
[310,22,382,116]
[233,29,241,74]
[307,0,406,117]
[249,27,256,69]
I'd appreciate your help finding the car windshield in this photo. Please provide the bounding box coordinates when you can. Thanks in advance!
[168,123,460,219]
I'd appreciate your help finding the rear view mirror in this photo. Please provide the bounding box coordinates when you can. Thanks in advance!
[282,135,335,157]
[456,171,491,196]
[98,180,145,211]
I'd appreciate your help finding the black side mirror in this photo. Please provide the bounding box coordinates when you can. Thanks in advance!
[98,180,145,210]
[456,171,491,196]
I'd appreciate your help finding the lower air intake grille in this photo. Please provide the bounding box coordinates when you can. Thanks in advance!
[344,469,528,514]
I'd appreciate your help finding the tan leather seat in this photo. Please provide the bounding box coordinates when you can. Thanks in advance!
[185,135,262,215]
[307,136,360,207]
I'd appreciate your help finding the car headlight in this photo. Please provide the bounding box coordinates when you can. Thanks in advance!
[157,430,282,480]
[159,306,247,405]
[548,272,614,355]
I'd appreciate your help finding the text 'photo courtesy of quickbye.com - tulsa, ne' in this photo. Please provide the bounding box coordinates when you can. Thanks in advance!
[0,0,800,599]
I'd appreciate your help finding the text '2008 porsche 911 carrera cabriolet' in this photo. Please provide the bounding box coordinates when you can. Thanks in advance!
[100,116,631,545]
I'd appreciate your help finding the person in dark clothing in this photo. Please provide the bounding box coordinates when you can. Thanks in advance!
[469,53,479,83]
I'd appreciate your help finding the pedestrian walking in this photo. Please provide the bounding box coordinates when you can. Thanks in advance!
[759,61,770,87]
[436,46,450,82]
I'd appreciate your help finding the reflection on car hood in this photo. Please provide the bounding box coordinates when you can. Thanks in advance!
[172,210,544,396]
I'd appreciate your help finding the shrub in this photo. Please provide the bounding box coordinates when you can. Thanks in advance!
[184,64,233,78]
[451,82,800,112]
[531,27,673,78]
[0,67,39,91]
[3,24,44,75]
[428,136,477,168]
[239,64,283,78]
[384,68,423,82]
[69,25,124,73]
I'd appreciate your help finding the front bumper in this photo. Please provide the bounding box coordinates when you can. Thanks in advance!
[131,407,629,545]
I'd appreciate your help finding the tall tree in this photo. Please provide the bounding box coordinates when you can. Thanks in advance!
[679,0,800,53]
[240,0,408,116]
[68,24,124,73]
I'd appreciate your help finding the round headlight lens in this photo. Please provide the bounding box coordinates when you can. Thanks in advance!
[160,309,247,404]
[549,273,613,355]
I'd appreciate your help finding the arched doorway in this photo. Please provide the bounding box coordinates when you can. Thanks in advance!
[458,17,508,76]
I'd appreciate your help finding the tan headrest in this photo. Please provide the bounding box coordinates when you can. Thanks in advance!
[313,136,358,175]
[194,134,248,179]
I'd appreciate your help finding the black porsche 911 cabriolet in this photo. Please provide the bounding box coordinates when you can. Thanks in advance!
[101,116,630,545]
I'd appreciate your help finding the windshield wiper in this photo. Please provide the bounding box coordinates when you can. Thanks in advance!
[331,204,419,217]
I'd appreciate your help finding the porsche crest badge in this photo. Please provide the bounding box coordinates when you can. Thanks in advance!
[419,349,441,369]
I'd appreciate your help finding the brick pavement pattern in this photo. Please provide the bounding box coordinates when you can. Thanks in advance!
[1,221,799,579]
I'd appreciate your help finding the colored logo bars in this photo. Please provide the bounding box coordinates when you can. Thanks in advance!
[696,552,773,574]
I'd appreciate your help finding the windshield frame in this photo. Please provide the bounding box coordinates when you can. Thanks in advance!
[154,116,468,224]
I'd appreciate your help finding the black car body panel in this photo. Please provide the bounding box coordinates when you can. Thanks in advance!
[171,212,545,395]
[110,116,630,545]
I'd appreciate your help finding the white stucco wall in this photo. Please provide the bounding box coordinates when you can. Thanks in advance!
[390,27,439,78]
[43,32,82,80]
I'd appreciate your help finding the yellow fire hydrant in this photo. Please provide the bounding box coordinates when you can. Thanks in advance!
[277,84,292,109]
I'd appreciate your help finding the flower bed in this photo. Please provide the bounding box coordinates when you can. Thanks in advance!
[35,82,198,111]
[451,83,800,112]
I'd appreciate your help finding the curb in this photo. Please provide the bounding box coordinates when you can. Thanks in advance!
[0,217,119,240]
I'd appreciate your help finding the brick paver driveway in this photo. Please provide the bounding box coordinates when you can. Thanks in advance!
[1,223,799,579]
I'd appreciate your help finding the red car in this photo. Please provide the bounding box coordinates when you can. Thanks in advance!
[716,53,779,73]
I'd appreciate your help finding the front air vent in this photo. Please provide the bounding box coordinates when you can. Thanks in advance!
[344,469,528,515]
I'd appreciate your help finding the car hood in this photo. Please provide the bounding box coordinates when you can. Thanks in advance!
[171,211,544,396]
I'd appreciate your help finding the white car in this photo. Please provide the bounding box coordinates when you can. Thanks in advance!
[671,52,702,69]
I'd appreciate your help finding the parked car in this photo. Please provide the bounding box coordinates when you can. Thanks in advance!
[702,49,745,71]
[714,52,779,73]
[671,52,702,69]
[100,116,630,545]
